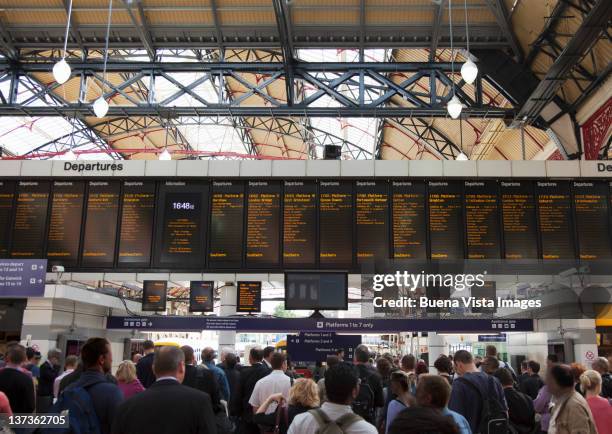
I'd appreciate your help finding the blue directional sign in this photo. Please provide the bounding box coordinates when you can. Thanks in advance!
[287,332,361,363]
[0,259,47,297]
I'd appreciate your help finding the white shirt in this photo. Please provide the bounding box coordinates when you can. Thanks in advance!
[287,402,377,434]
[248,370,291,414]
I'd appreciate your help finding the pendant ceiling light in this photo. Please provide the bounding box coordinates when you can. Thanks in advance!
[53,0,73,84]
[447,0,463,119]
[158,148,172,160]
[94,0,113,118]
[460,0,478,84]
[62,149,77,160]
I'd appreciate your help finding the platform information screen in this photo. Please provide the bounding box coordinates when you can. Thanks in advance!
[11,181,50,258]
[81,181,120,267]
[283,181,317,267]
[391,181,427,259]
[285,272,348,310]
[319,181,353,267]
[573,181,611,260]
[0,182,15,258]
[428,181,463,260]
[356,181,389,262]
[500,181,539,259]
[237,281,261,313]
[209,181,244,268]
[142,280,167,312]
[537,181,575,260]
[46,181,85,267]
[246,181,281,267]
[189,281,215,312]
[118,181,156,267]
[465,181,501,259]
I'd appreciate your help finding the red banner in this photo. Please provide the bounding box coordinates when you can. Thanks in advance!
[582,97,612,160]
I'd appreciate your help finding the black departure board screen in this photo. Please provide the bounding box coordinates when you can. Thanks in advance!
[356,181,389,262]
[285,272,348,310]
[283,181,317,267]
[465,181,501,259]
[0,181,15,258]
[319,181,353,267]
[536,181,575,260]
[237,281,262,313]
[82,181,120,267]
[209,181,244,268]
[155,181,207,268]
[501,181,538,259]
[471,281,497,314]
[11,181,50,258]
[428,181,463,260]
[189,281,215,312]
[246,181,281,267]
[46,181,85,267]
[142,280,167,312]
[118,181,156,267]
[573,181,611,260]
[391,181,427,259]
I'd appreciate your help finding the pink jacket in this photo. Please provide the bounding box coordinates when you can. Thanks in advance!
[118,379,145,400]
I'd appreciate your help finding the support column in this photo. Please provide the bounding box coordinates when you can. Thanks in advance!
[427,332,447,373]
[218,284,237,354]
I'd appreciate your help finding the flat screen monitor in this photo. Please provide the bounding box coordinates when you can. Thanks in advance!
[189,281,215,312]
[237,281,262,313]
[142,280,167,312]
[285,272,348,310]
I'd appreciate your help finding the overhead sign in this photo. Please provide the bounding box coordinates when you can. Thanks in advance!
[0,259,47,297]
[142,280,167,312]
[287,332,361,363]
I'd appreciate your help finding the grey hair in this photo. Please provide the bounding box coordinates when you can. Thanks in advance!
[153,346,185,376]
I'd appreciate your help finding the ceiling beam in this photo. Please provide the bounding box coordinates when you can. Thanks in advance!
[484,0,523,62]
[429,0,447,62]
[0,18,18,60]
[122,0,156,60]
[272,0,295,105]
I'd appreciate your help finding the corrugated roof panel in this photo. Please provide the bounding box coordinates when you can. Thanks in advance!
[219,9,275,25]
[292,9,360,26]
[73,10,132,25]
[3,10,66,24]
[145,10,214,25]
[367,9,433,26]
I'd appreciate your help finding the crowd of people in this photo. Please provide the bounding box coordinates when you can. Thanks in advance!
[0,339,610,434]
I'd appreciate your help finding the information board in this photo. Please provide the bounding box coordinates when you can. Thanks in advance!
[246,181,281,267]
[0,259,47,297]
[287,332,361,363]
[118,181,156,267]
[82,181,120,267]
[46,181,85,267]
[319,181,353,267]
[465,181,501,259]
[536,181,575,260]
[500,181,538,259]
[155,181,207,268]
[11,181,50,258]
[0,182,15,258]
[356,181,389,262]
[189,281,215,312]
[142,280,167,312]
[209,181,244,268]
[237,281,261,313]
[283,181,317,267]
[428,181,463,259]
[573,181,611,260]
[285,272,348,310]
[391,181,427,259]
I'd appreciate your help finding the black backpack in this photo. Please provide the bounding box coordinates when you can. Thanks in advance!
[351,370,376,424]
[457,376,509,434]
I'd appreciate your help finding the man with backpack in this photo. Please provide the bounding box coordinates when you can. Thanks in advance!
[287,363,377,434]
[52,337,123,434]
[449,350,509,434]
[351,345,384,426]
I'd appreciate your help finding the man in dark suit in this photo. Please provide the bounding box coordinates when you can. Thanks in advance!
[518,360,544,400]
[112,345,217,434]
[135,340,156,388]
[181,345,221,412]
[235,347,271,434]
[0,343,35,414]
[37,348,61,412]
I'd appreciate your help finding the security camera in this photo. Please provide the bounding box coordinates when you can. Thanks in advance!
[52,265,65,273]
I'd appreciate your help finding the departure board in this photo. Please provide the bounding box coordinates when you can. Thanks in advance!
[118,181,156,267]
[319,181,353,267]
[189,281,215,312]
[155,181,207,268]
[283,181,317,267]
[0,182,15,258]
[536,181,575,260]
[500,181,538,259]
[428,181,463,260]
[391,181,427,259]
[142,280,167,312]
[465,181,501,259]
[11,181,50,258]
[82,181,120,267]
[573,181,611,259]
[46,181,85,267]
[209,181,244,268]
[246,181,281,267]
[356,181,389,262]
[237,281,262,313]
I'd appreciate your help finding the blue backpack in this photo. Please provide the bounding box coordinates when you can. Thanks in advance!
[43,382,102,434]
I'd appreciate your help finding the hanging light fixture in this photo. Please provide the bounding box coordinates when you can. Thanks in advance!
[53,0,73,84]
[93,0,113,118]
[447,0,463,119]
[62,149,77,160]
[460,0,478,84]
[158,148,172,160]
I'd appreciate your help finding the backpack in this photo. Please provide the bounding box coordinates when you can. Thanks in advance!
[42,382,103,434]
[457,376,509,434]
[310,409,363,434]
[196,366,232,434]
[351,370,376,424]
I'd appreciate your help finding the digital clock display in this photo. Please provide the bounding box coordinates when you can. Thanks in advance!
[172,202,196,211]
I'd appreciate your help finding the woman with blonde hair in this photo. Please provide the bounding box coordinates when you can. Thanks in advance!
[116,360,145,399]
[580,369,612,434]
[254,378,320,434]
